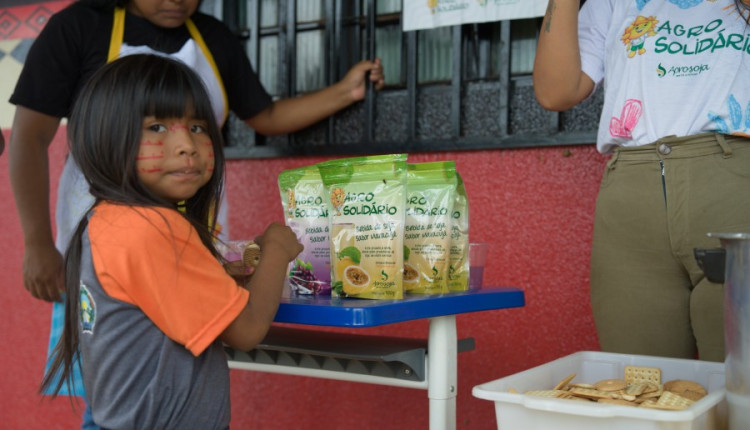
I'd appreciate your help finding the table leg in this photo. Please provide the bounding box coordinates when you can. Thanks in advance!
[428,315,457,430]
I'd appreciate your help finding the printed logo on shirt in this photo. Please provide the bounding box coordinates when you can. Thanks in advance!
[656,62,710,78]
[653,17,750,57]
[80,282,96,334]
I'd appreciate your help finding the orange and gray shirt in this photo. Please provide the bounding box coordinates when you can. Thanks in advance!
[78,202,248,429]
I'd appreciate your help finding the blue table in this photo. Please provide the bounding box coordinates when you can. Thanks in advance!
[227,287,524,430]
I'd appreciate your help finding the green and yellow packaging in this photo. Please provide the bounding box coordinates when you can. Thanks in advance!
[318,154,407,299]
[278,166,331,295]
[403,161,457,295]
[447,172,470,291]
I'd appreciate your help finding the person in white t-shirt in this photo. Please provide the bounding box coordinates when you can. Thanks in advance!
[534,0,750,362]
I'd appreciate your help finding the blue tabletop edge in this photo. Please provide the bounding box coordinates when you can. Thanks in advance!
[273,287,525,327]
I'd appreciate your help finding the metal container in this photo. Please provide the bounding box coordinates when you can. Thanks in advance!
[708,233,750,430]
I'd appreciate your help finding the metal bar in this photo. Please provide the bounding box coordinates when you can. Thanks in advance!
[326,0,335,144]
[498,21,511,138]
[451,25,461,139]
[364,0,376,143]
[246,0,261,147]
[407,31,417,141]
[286,1,296,98]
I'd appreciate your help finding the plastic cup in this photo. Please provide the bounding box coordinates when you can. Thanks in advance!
[469,242,488,290]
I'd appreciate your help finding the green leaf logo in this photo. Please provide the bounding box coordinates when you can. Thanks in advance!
[404,246,410,261]
[656,63,666,78]
[337,246,361,264]
[332,281,344,295]
[381,270,389,281]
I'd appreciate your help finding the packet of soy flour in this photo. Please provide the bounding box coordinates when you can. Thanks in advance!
[278,165,331,295]
[447,172,470,291]
[318,154,407,299]
[403,161,457,295]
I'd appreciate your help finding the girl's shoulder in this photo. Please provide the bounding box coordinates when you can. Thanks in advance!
[91,203,193,244]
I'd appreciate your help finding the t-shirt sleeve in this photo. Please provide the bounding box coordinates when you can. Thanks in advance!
[89,205,249,356]
[9,4,100,118]
[578,0,612,88]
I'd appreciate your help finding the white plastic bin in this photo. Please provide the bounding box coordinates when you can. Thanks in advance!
[472,351,727,430]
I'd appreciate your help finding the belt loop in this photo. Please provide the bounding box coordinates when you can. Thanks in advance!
[716,133,733,158]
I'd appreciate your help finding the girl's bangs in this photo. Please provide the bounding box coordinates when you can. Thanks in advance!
[142,74,211,120]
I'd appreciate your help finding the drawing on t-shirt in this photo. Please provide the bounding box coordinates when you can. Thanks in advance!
[708,94,750,137]
[610,99,643,138]
[637,0,707,11]
[621,16,660,58]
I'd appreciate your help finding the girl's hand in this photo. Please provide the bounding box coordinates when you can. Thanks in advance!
[254,222,303,263]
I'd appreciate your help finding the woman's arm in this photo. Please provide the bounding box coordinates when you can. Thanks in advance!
[8,106,65,302]
[533,0,595,111]
[245,59,384,135]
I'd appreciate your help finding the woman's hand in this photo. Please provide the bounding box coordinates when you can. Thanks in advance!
[342,58,385,102]
[23,242,64,302]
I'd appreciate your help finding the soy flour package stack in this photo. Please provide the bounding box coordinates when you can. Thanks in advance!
[278,165,331,295]
[277,154,470,299]
[447,172,470,291]
[403,161,458,295]
[318,154,408,299]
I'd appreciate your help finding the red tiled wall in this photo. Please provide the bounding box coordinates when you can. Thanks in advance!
[0,2,606,428]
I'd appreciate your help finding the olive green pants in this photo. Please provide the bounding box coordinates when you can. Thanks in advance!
[591,133,750,362]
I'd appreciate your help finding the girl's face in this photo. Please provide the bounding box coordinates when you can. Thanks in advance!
[127,0,200,28]
[136,115,214,203]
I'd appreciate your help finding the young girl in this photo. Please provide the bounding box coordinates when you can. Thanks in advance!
[41,54,302,429]
[534,0,750,361]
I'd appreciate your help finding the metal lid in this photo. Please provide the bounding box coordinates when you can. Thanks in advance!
[708,232,750,240]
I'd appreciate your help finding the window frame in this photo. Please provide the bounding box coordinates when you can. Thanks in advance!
[216,0,598,160]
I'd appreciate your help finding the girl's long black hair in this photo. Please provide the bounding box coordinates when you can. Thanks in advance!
[41,53,226,396]
[737,0,750,24]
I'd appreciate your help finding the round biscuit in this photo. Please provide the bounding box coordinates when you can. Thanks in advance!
[594,379,627,392]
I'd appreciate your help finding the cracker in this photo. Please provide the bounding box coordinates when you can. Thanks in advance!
[568,383,596,389]
[641,391,694,410]
[243,242,262,267]
[637,384,664,400]
[624,382,649,396]
[569,387,615,400]
[594,379,627,392]
[625,365,662,385]
[664,380,707,401]
[525,390,570,398]
[554,373,577,390]
[598,398,637,407]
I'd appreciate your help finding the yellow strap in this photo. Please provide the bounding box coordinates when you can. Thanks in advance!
[107,7,126,63]
[185,19,229,124]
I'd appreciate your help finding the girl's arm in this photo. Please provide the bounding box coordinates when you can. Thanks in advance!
[219,223,303,351]
[533,0,595,111]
